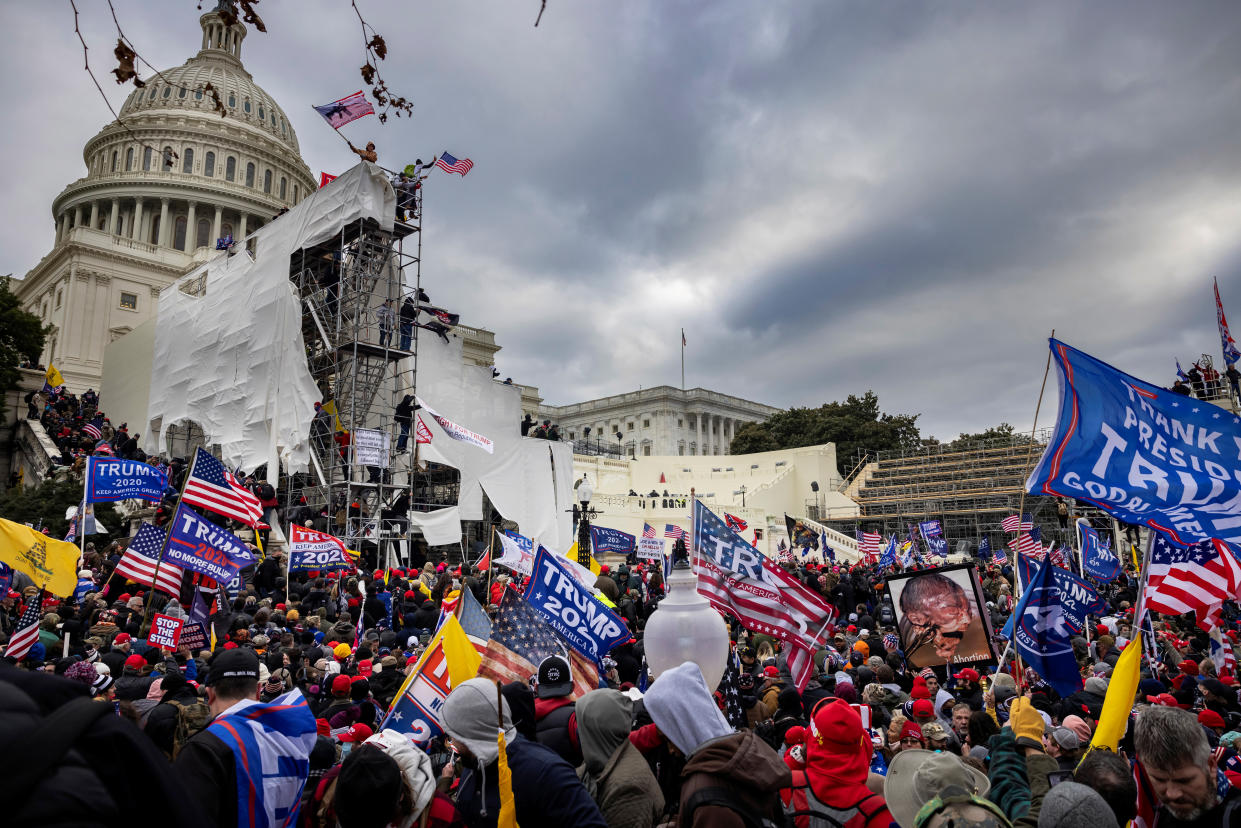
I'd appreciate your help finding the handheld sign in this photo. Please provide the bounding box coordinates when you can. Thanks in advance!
[148,614,184,650]
[636,537,664,561]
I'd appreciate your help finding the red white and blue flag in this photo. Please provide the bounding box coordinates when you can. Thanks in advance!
[1001,513,1034,533]
[1145,532,1241,630]
[182,447,263,527]
[1216,277,1240,367]
[313,91,375,129]
[82,416,103,440]
[856,530,881,560]
[434,151,474,176]
[724,513,748,532]
[664,524,686,540]
[4,588,46,660]
[642,523,657,539]
[115,522,186,596]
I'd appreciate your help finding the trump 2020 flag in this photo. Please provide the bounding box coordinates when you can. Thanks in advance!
[85,456,167,503]
[313,90,375,129]
[524,546,630,662]
[1014,553,1107,634]
[1080,521,1121,582]
[1027,339,1241,550]
[166,504,256,584]
[1003,556,1083,697]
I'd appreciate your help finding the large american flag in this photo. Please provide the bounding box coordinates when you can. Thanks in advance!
[434,151,473,176]
[1145,532,1241,630]
[1007,526,1042,557]
[115,522,186,596]
[856,530,881,559]
[182,447,263,527]
[1001,513,1034,533]
[312,90,375,129]
[664,524,686,540]
[693,501,832,692]
[4,588,45,660]
[477,588,598,699]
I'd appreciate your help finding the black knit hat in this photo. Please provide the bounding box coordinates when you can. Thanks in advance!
[334,745,401,828]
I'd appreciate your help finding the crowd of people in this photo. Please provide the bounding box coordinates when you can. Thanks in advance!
[4,508,1241,827]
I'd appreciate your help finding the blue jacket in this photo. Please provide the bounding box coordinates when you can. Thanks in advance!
[456,734,607,828]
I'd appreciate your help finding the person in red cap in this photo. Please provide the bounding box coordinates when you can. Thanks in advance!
[1198,709,1227,737]
[895,720,924,754]
[780,699,891,827]
[952,668,984,710]
[335,722,374,758]
[909,699,936,725]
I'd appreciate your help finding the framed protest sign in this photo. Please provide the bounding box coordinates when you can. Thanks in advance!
[148,613,184,650]
[352,428,390,468]
[636,537,664,561]
[888,563,996,671]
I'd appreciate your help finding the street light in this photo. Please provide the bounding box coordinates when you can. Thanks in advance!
[576,474,595,569]
[734,485,747,507]
[643,537,729,692]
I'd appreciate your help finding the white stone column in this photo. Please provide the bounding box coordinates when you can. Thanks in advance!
[73,205,83,230]
[239,212,248,241]
[696,413,703,456]
[89,201,100,229]
[56,213,67,245]
[132,197,145,241]
[186,202,197,249]
[158,198,170,247]
[109,199,120,235]
[213,205,223,244]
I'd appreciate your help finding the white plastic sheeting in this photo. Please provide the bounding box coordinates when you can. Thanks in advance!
[144,163,395,473]
[410,334,574,550]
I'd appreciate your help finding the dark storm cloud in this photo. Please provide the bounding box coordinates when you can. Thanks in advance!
[6,1,1241,440]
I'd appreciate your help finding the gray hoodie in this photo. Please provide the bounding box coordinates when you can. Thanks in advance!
[442,677,518,766]
[577,689,632,781]
[643,661,733,756]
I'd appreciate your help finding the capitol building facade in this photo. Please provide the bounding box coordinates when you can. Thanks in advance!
[16,8,316,390]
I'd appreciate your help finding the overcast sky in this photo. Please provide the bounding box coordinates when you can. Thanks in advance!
[6,1,1241,440]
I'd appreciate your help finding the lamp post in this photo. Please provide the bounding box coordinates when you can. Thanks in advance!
[735,485,747,508]
[642,536,729,692]
[576,474,595,569]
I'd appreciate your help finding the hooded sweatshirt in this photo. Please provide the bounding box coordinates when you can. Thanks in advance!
[442,677,607,828]
[361,729,435,825]
[643,661,732,756]
[576,689,665,828]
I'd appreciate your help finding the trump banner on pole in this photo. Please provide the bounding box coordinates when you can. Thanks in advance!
[589,525,635,557]
[524,545,630,663]
[287,524,355,572]
[85,457,168,503]
[1027,339,1241,550]
[166,504,256,584]
[415,396,494,454]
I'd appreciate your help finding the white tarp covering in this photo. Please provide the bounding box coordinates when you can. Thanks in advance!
[410,334,574,550]
[144,163,395,473]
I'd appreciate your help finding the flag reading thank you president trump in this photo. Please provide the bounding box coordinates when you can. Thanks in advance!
[1027,339,1241,550]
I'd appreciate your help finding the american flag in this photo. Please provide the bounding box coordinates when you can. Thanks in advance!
[434,151,473,176]
[4,588,45,660]
[82,416,103,440]
[642,523,657,539]
[1048,545,1070,569]
[312,90,375,129]
[182,447,263,527]
[114,522,185,596]
[724,513,748,532]
[856,530,881,559]
[1008,526,1042,557]
[1001,513,1034,533]
[1210,626,1236,679]
[478,588,598,699]
[664,524,686,540]
[693,501,832,691]
[1145,532,1241,630]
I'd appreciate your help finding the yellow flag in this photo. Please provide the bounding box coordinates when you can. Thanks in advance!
[45,364,64,390]
[1090,637,1141,751]
[0,518,80,597]
[321,400,345,433]
[497,727,520,828]
[1131,543,1140,572]
[565,543,601,576]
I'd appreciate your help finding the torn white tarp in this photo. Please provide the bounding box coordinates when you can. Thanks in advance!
[406,507,466,546]
[145,163,395,473]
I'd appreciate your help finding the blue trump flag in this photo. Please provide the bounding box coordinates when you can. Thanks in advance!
[879,536,897,569]
[589,525,636,556]
[166,504,256,584]
[85,456,167,503]
[977,536,993,560]
[1014,553,1107,634]
[524,545,630,662]
[925,536,948,558]
[1003,556,1083,698]
[820,532,835,562]
[919,519,943,538]
[1080,522,1121,582]
[1028,339,1241,550]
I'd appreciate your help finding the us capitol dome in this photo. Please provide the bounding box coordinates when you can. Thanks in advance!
[17,4,318,390]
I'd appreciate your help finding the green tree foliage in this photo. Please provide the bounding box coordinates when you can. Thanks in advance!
[942,422,1039,450]
[729,391,921,476]
[0,275,48,417]
[0,476,122,543]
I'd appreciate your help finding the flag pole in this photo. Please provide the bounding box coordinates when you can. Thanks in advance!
[680,328,685,391]
[142,449,199,632]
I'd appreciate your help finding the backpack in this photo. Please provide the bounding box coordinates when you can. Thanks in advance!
[781,770,886,828]
[168,698,212,757]
[682,785,792,828]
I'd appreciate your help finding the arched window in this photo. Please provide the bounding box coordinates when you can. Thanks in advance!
[293,185,299,202]
[173,216,187,250]
[110,151,118,172]
[228,93,236,108]
[243,98,251,114]
[225,156,236,182]
[142,146,153,171]
[162,146,174,171]
[258,105,264,120]
[195,87,203,100]
[204,151,215,177]
[178,86,187,99]
[149,216,160,245]
[182,148,194,174]
[245,162,255,188]
[196,218,211,249]
[263,169,272,194]
[162,85,171,99]
[125,147,134,171]
[148,86,157,100]
[279,177,287,199]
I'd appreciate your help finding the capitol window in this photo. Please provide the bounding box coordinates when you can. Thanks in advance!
[263,170,272,194]
[148,86,157,100]
[244,98,251,114]
[279,177,287,199]
[204,151,215,177]
[182,148,194,174]
[644,419,650,428]
[178,86,187,99]
[119,292,138,311]
[110,151,118,172]
[196,219,211,249]
[293,185,299,201]
[245,162,255,188]
[56,290,62,309]
[195,87,203,100]
[258,105,264,120]
[228,93,236,108]
[142,147,153,171]
[174,216,187,250]
[162,86,171,99]
[125,148,134,171]
[225,156,236,182]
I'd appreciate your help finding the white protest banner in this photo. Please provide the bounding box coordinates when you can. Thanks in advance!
[147,613,184,650]
[352,428,390,467]
[415,396,494,454]
[636,537,664,561]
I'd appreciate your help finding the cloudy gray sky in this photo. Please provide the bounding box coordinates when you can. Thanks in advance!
[6,1,1241,440]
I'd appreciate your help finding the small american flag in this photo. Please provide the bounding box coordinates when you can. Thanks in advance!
[664,524,686,540]
[642,523,657,539]
[115,523,186,596]
[1008,526,1043,557]
[478,589,597,699]
[434,151,473,176]
[856,530,881,559]
[82,416,103,440]
[1145,532,1241,630]
[183,447,263,527]
[4,588,45,660]
[312,90,375,129]
[1001,513,1034,533]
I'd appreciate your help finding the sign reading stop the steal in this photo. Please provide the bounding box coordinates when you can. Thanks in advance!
[288,524,356,572]
[148,613,183,650]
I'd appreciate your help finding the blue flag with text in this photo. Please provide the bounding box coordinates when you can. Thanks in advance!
[1027,339,1241,550]
[1004,557,1083,697]
[85,456,168,503]
[166,504,256,584]
[524,545,630,662]
[1080,522,1122,582]
[589,525,635,556]
[1013,553,1107,634]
